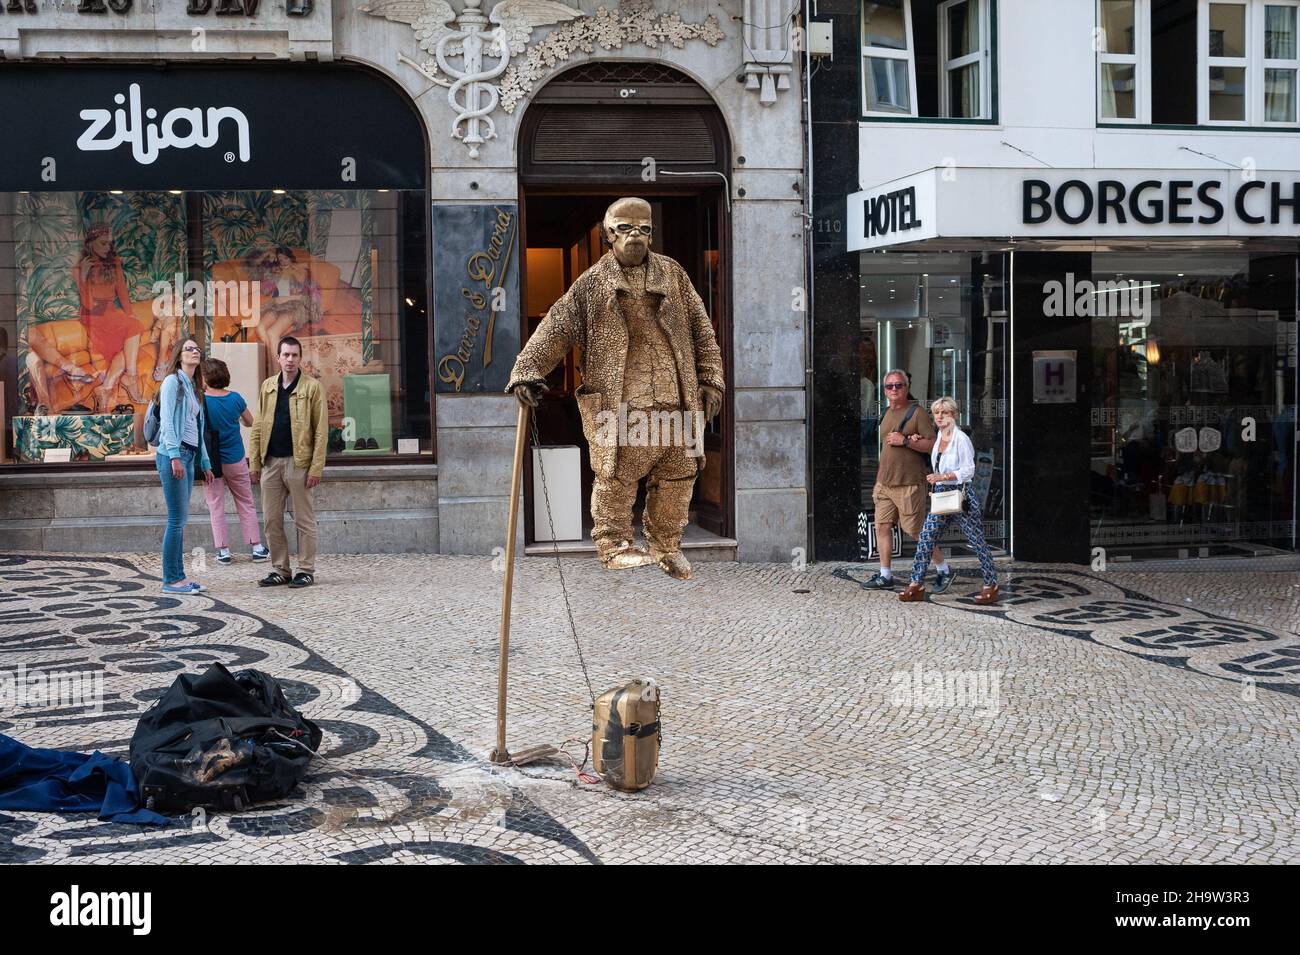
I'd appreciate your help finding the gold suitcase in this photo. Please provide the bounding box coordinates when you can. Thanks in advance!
[592,679,660,792]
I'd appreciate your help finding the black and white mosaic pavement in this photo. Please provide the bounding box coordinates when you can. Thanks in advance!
[4,551,1299,864]
[0,554,599,865]
[835,566,1300,698]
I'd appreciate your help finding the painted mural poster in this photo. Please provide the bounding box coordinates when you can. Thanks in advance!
[432,203,521,394]
[201,191,382,437]
[13,192,187,461]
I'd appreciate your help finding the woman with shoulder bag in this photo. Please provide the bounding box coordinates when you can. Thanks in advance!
[202,357,270,565]
[898,397,999,605]
[155,338,214,594]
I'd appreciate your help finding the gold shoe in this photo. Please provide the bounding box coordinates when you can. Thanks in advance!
[600,541,654,570]
[654,550,693,580]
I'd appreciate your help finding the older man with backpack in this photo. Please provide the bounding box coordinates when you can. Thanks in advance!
[862,369,949,592]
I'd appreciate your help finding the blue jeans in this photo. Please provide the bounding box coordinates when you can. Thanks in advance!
[157,448,194,584]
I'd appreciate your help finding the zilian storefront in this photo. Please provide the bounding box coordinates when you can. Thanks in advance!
[0,62,436,550]
[845,167,1298,563]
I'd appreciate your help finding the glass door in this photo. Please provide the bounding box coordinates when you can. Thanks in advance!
[860,250,1010,553]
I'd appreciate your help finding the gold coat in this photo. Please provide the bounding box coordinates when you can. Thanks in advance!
[507,251,725,479]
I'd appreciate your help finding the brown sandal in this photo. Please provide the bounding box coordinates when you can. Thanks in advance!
[898,582,926,602]
[973,584,1000,605]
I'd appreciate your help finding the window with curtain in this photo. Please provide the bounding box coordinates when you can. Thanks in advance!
[1264,2,1299,120]
[940,0,986,117]
[1098,0,1146,120]
[1098,0,1300,125]
[862,0,995,119]
[863,0,918,115]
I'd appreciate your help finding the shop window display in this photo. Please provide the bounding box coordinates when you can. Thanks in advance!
[1090,251,1298,554]
[7,192,186,464]
[859,251,1010,554]
[1,188,430,466]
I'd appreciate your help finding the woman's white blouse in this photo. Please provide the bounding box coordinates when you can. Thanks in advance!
[931,427,976,484]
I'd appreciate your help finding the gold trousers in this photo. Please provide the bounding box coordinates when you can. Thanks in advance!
[591,442,698,558]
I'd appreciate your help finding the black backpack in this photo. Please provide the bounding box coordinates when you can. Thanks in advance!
[129,663,322,813]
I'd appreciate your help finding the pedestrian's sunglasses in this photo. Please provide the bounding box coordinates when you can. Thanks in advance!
[883,382,906,390]
[613,223,653,236]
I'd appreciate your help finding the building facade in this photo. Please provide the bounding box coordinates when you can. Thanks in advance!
[810,0,1299,564]
[0,0,809,563]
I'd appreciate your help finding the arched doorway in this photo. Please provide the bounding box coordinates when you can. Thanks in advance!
[518,62,734,551]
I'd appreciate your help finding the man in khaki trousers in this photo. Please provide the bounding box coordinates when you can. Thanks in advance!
[249,336,328,588]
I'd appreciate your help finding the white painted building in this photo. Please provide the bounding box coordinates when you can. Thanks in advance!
[809,0,1297,563]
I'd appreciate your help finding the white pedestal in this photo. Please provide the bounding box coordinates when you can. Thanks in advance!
[532,445,582,542]
[210,341,264,454]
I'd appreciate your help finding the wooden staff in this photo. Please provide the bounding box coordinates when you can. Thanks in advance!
[490,400,531,764]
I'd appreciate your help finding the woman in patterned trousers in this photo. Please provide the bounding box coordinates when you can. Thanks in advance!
[899,397,1000,605]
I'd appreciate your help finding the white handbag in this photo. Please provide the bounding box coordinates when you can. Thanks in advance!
[929,485,966,515]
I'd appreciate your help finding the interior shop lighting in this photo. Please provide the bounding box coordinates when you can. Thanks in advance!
[272,189,287,194]
[110,190,123,195]
[1145,338,1161,365]
[1087,282,1160,296]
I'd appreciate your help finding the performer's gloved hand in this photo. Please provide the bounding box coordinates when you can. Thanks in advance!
[510,379,548,408]
[700,385,723,421]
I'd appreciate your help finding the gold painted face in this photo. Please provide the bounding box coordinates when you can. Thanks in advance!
[606,215,653,267]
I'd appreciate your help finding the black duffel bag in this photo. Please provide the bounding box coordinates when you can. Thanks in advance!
[130,663,323,813]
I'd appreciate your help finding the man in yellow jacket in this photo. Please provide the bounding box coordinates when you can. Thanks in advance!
[249,336,328,588]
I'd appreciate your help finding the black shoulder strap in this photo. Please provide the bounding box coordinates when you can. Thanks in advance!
[900,402,919,429]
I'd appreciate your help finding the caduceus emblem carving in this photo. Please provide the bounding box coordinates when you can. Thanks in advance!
[360,0,583,158]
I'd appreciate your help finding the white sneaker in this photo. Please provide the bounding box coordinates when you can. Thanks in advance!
[215,548,232,564]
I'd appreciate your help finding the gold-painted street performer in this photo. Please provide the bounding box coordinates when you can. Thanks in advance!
[507,197,725,580]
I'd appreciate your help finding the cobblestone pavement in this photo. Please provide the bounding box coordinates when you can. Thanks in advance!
[2,551,1298,864]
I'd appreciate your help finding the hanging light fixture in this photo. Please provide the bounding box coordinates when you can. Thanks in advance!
[1145,337,1161,365]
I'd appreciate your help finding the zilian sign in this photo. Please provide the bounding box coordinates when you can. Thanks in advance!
[0,66,425,192]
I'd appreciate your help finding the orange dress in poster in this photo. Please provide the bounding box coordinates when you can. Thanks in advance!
[76,259,142,364]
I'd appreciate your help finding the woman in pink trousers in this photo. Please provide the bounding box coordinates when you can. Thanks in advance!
[202,358,270,564]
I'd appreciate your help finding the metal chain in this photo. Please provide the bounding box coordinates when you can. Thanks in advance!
[529,412,597,707]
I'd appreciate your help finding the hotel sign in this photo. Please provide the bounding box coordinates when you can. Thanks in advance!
[846,170,938,251]
[848,167,1300,250]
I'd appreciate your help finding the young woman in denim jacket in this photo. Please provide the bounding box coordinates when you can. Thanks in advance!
[156,338,214,593]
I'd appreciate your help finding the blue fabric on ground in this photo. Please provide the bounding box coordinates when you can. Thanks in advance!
[0,733,170,825]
